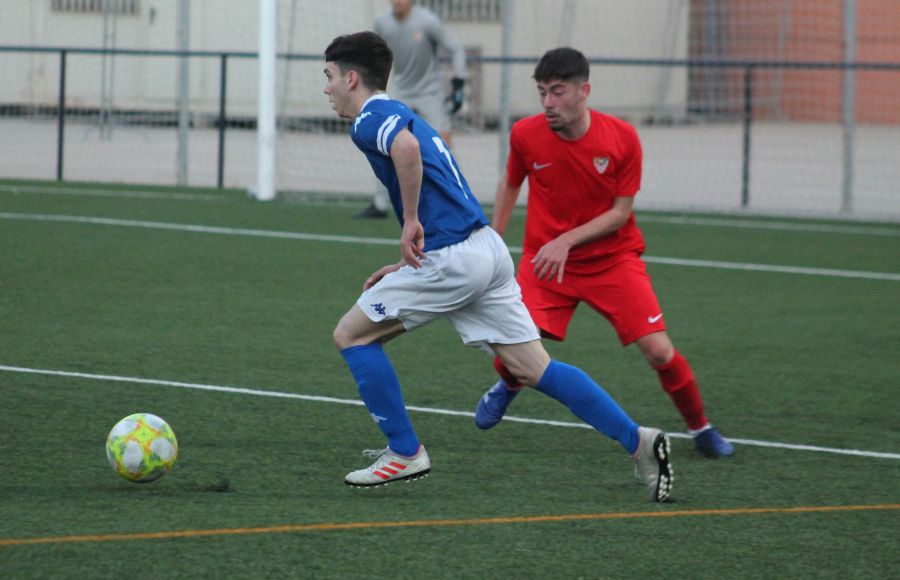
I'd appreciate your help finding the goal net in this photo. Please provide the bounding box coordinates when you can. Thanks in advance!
[273,0,900,220]
[0,0,897,220]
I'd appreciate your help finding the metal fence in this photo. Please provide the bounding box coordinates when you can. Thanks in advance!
[1,45,899,221]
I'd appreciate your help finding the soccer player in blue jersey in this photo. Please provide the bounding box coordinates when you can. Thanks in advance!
[324,32,675,502]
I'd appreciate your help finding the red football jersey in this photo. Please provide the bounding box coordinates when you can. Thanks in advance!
[507,109,645,274]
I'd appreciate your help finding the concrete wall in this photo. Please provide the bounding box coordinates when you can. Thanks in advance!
[689,0,900,124]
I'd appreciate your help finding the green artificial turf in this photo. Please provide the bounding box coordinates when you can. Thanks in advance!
[1,180,898,578]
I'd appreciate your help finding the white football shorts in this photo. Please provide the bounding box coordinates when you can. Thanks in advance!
[356,226,540,350]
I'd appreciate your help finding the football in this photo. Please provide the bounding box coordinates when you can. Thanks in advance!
[106,413,178,483]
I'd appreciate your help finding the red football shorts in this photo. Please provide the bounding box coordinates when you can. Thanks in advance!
[516,253,665,345]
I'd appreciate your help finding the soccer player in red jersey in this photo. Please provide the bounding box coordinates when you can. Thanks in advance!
[474,47,734,458]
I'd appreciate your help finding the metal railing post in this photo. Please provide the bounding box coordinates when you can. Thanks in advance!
[741,65,753,208]
[56,49,68,181]
[217,53,228,189]
[497,0,513,176]
[841,0,857,214]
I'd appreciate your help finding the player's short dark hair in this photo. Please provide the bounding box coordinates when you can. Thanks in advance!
[533,47,590,84]
[324,32,393,91]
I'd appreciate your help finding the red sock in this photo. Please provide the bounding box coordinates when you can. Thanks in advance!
[493,356,523,390]
[654,351,708,431]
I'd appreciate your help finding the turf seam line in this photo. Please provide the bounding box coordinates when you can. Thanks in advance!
[2,504,897,547]
[2,212,898,280]
[2,364,898,461]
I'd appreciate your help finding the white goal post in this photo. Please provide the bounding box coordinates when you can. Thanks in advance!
[252,0,277,201]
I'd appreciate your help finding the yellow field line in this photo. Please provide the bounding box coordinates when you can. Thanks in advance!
[3,504,897,547]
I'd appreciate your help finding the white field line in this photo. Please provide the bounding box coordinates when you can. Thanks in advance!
[2,364,898,461]
[639,256,900,281]
[2,212,899,282]
[0,212,396,247]
[4,184,899,237]
[635,214,900,237]
[0,184,226,202]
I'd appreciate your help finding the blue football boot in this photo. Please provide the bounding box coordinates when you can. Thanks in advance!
[474,380,520,429]
[694,426,735,458]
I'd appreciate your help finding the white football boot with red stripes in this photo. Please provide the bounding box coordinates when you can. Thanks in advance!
[631,427,674,502]
[344,445,431,487]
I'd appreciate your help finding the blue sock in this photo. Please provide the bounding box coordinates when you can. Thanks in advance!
[340,344,420,457]
[535,360,640,455]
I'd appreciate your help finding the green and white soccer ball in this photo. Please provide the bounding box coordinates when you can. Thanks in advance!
[106,413,178,483]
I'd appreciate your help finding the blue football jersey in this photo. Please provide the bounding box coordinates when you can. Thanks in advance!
[351,94,488,252]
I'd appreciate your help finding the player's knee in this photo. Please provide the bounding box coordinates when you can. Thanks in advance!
[332,321,355,351]
[637,335,675,367]
[644,348,673,367]
[494,343,553,387]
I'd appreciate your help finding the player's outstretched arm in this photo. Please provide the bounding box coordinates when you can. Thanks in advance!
[563,195,634,247]
[532,196,634,283]
[390,129,427,268]
[429,14,467,82]
[492,173,522,237]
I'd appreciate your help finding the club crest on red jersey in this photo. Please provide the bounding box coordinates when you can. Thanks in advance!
[593,157,609,174]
